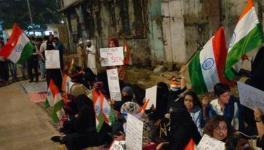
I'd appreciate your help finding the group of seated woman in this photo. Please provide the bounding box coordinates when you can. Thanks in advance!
[49,65,264,150]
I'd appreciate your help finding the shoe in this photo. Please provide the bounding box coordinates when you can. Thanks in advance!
[51,136,62,143]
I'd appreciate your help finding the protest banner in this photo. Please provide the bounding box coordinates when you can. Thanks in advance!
[45,50,60,69]
[107,68,122,101]
[237,82,264,112]
[126,114,143,150]
[145,85,157,109]
[100,47,124,66]
[197,134,225,150]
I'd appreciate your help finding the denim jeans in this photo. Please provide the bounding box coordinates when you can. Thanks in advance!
[38,59,46,78]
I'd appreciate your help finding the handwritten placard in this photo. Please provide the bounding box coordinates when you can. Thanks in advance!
[126,114,143,150]
[45,50,60,69]
[237,82,264,112]
[197,134,225,150]
[145,85,157,109]
[109,140,126,150]
[107,68,122,101]
[100,47,124,66]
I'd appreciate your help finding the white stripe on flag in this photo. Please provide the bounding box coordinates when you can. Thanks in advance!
[228,7,259,50]
[199,37,220,92]
[8,33,29,62]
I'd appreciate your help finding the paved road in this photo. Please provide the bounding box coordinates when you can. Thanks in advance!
[0,81,58,150]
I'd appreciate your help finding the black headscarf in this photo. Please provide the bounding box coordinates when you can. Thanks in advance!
[166,101,201,150]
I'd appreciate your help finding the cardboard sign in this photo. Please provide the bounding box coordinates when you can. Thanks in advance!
[197,134,225,150]
[145,85,157,109]
[237,82,264,112]
[100,47,124,66]
[126,114,143,150]
[45,50,60,69]
[107,68,122,101]
[109,140,126,150]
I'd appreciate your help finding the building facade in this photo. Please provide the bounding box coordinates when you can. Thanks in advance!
[59,0,264,67]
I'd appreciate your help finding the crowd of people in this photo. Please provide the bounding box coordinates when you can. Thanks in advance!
[0,35,65,87]
[44,38,264,150]
[2,34,264,149]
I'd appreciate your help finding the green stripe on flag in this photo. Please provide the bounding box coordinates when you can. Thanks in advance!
[43,99,50,109]
[51,100,64,123]
[96,111,104,132]
[17,42,34,64]
[225,24,264,80]
[109,108,116,125]
[188,51,208,95]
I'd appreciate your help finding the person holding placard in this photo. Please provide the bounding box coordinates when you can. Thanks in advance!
[45,36,63,92]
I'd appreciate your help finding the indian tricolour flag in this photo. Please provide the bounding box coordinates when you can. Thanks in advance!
[51,90,64,123]
[43,80,64,123]
[92,90,115,132]
[188,27,228,94]
[225,0,264,80]
[0,24,33,64]
[44,80,57,108]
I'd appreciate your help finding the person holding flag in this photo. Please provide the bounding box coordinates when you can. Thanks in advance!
[0,24,34,65]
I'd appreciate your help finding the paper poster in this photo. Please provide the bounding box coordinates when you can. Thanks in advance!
[197,134,225,150]
[100,47,124,66]
[109,140,126,150]
[107,68,122,101]
[237,82,264,112]
[145,85,157,109]
[45,50,60,69]
[126,114,143,150]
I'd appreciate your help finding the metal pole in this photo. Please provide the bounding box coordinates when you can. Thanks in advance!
[26,0,33,25]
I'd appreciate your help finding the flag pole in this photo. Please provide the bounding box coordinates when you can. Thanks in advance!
[185,50,199,66]
[26,0,33,25]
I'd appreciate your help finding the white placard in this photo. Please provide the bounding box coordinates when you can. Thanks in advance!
[145,85,157,109]
[126,114,143,150]
[100,47,124,66]
[197,134,225,150]
[107,68,122,101]
[109,140,126,150]
[45,50,60,69]
[237,82,264,112]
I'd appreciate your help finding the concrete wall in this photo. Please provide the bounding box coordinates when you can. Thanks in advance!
[61,0,264,66]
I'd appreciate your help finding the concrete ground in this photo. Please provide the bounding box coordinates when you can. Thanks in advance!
[0,81,59,150]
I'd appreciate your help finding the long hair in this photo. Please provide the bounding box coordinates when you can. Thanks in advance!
[183,91,201,108]
[203,115,231,139]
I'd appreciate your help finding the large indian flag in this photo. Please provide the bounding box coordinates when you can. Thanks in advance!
[189,27,228,94]
[225,0,264,80]
[0,24,34,64]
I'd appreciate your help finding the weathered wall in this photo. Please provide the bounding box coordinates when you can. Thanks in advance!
[61,0,264,66]
[147,0,165,64]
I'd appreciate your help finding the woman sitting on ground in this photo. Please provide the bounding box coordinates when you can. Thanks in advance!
[182,91,204,134]
[160,101,201,150]
[51,94,112,150]
[203,115,232,142]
